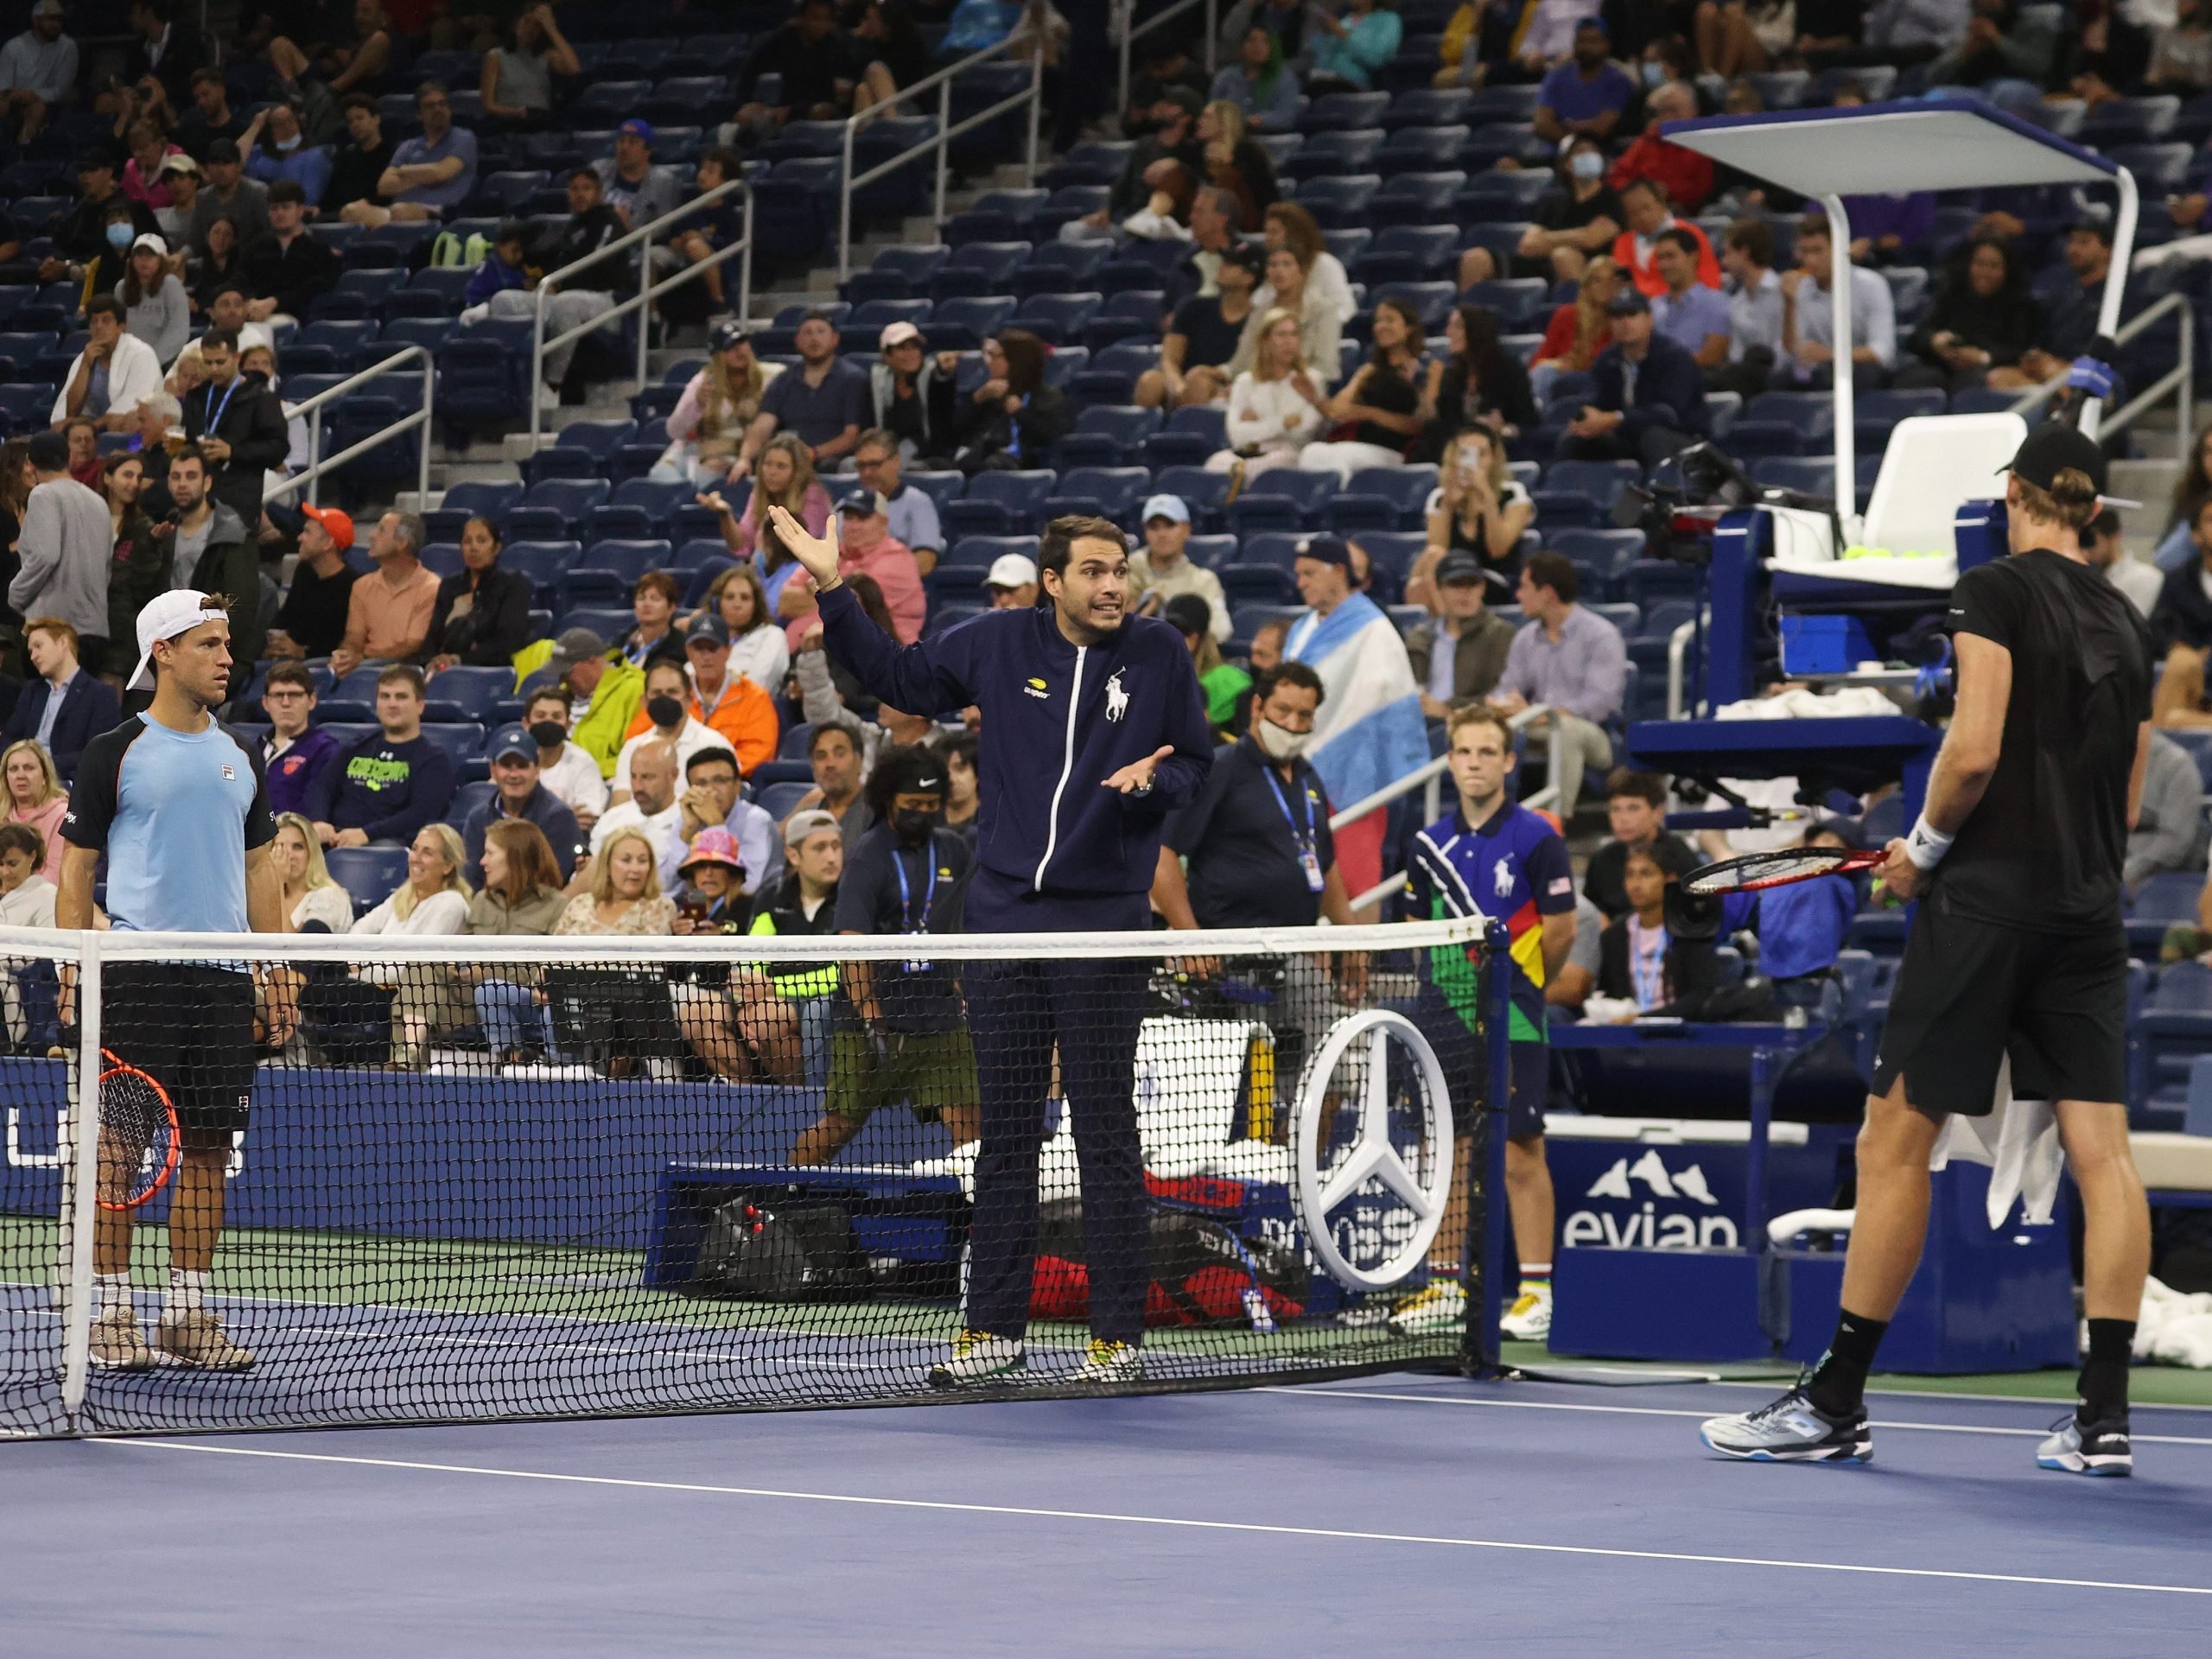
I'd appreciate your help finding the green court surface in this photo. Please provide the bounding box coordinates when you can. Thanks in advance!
[12,1213,2211,1409]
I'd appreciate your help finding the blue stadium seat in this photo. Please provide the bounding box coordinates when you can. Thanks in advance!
[1046,465,1151,524]
[1053,404,1158,467]
[1379,126,1469,175]
[1018,239,1111,298]
[503,541,586,604]
[1014,289,1103,346]
[1352,224,1460,285]
[586,479,691,542]
[423,665,511,719]
[1300,91,1390,131]
[943,471,1057,537]
[1150,468,1230,531]
[1751,457,1836,497]
[1283,127,1383,180]
[1292,174,1382,228]
[1543,460,1641,511]
[1184,531,1238,569]
[943,535,1036,575]
[1456,169,1550,223]
[930,242,1032,301]
[424,480,525,545]
[929,295,1018,350]
[1239,531,1310,571]
[1039,141,1135,188]
[1463,277,1549,330]
[1227,472,1336,535]
[564,540,674,607]
[1383,87,1473,130]
[324,846,411,909]
[1221,564,1300,604]
[1136,404,1228,471]
[843,246,950,304]
[1551,527,1646,593]
[945,188,1049,245]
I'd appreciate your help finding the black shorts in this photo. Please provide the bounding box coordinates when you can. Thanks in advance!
[101,963,257,1136]
[1872,901,2127,1119]
[1410,990,1549,1141]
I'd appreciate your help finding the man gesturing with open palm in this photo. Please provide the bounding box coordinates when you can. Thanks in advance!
[772,505,1214,1388]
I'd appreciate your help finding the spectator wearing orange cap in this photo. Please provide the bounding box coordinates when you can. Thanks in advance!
[267,502,359,661]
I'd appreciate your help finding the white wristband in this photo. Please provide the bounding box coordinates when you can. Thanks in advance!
[1903,814,1954,873]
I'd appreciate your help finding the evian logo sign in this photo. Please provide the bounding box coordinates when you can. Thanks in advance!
[1562,1147,1738,1250]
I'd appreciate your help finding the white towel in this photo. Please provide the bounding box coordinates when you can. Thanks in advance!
[1927,1057,2063,1228]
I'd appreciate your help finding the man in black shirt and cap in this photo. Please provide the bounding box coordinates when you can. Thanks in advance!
[1702,423,2157,1478]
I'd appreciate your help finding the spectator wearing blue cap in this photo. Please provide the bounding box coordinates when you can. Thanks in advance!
[594,119,684,232]
[1129,494,1230,641]
[463,723,585,887]
[480,4,580,130]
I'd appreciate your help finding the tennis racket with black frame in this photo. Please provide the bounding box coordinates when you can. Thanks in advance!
[1682,846,1889,896]
[96,1047,179,1212]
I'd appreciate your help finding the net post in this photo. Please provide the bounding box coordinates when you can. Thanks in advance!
[58,931,101,1433]
[1459,919,1510,1376]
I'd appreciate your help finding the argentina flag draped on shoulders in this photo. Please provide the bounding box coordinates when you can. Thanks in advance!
[1282,588,1431,813]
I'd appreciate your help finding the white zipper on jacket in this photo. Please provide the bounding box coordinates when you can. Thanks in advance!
[1034,645,1086,891]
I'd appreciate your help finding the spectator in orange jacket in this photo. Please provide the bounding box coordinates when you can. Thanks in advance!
[680,613,780,777]
[1611,177,1720,298]
[1606,80,1714,216]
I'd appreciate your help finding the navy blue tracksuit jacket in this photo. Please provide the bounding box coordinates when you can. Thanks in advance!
[816,582,1214,924]
[818,580,1215,1349]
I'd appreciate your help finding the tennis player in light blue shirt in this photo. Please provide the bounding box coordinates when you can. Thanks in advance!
[61,589,288,1376]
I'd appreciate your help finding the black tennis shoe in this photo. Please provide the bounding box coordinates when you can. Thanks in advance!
[1700,1381,1872,1464]
[2037,1409,2132,1477]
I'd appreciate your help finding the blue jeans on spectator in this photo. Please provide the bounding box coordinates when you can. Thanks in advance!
[476,979,558,1060]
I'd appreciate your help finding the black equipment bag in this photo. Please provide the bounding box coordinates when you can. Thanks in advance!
[690,1192,874,1301]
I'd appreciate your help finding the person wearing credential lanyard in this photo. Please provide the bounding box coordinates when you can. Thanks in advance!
[1154,659,1367,1063]
[793,746,982,1166]
[180,325,289,531]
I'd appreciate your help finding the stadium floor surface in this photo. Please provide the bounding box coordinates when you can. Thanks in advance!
[3,1371,2209,1656]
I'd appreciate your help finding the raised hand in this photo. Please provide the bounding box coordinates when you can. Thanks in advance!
[765,504,842,588]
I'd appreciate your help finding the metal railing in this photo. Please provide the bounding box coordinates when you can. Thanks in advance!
[526,179,755,450]
[1667,617,1700,721]
[2006,289,2195,461]
[262,346,434,508]
[1116,0,1219,119]
[836,28,1046,280]
[1328,705,1565,912]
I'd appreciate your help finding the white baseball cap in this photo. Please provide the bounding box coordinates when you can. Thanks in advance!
[1141,493,1191,525]
[879,321,924,351]
[130,590,230,690]
[985,553,1039,589]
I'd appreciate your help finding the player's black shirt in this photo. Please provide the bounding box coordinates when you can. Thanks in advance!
[1940,547,2153,933]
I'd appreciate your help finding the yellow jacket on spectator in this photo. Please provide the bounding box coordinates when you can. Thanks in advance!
[1439,3,1476,72]
[573,657,645,778]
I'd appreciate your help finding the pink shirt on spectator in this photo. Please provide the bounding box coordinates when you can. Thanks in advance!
[122,149,185,210]
[728,480,830,563]
[783,535,925,648]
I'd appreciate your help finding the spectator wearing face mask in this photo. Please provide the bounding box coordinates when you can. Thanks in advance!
[1154,658,1366,1058]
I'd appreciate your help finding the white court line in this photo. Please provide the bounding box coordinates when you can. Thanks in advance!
[1259,1387,2212,1447]
[97,1440,2212,1599]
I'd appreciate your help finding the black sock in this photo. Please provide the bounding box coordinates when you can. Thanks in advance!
[1804,1308,1888,1417]
[2078,1318,2136,1425]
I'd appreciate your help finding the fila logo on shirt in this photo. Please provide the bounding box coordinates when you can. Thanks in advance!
[1104,670,1130,722]
[220,764,237,780]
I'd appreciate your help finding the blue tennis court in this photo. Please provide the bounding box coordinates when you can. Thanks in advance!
[5,1373,2207,1655]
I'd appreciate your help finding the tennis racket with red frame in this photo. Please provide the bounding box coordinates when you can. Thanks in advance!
[96,1048,179,1212]
[1682,846,1889,896]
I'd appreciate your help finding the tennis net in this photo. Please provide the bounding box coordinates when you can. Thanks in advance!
[0,917,1505,1437]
